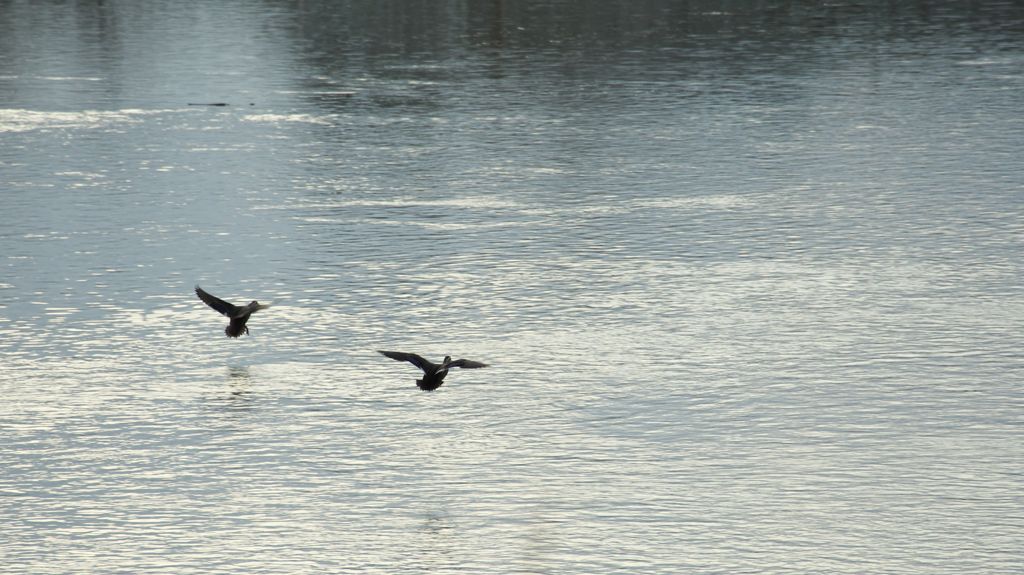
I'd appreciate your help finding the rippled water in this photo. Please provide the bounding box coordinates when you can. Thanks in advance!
[2,1,1024,573]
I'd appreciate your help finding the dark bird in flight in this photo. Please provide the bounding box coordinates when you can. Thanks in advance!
[195,285,275,338]
[377,350,489,391]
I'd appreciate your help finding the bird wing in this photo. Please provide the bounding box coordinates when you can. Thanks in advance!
[449,359,489,369]
[378,350,430,372]
[253,299,281,312]
[195,286,241,317]
[243,300,277,313]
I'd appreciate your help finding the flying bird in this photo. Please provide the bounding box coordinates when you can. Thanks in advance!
[377,350,489,391]
[195,285,275,338]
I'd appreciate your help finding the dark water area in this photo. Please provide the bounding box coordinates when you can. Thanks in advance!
[2,1,1023,573]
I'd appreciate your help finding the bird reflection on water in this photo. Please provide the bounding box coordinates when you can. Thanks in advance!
[226,366,252,392]
[200,366,256,414]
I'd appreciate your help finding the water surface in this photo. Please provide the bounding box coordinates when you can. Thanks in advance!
[2,1,1023,573]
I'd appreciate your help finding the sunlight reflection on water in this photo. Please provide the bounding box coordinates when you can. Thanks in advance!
[2,0,1024,573]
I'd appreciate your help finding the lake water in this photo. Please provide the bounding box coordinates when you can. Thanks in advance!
[2,1,1023,573]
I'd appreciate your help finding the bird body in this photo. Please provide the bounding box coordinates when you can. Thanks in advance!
[378,350,489,390]
[195,285,274,337]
